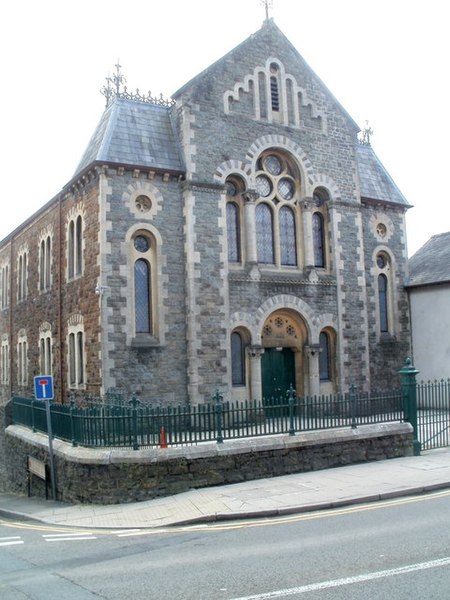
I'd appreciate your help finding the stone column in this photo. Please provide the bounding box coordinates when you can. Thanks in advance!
[243,190,259,264]
[248,345,264,403]
[301,197,314,267]
[304,344,321,397]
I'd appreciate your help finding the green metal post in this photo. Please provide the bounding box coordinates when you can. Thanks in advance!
[399,357,421,455]
[349,384,357,429]
[130,394,140,451]
[213,389,224,444]
[287,385,295,436]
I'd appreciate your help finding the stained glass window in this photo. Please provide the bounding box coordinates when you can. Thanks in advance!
[226,202,240,262]
[231,332,245,386]
[313,212,325,267]
[135,258,151,334]
[279,206,297,266]
[319,332,330,381]
[378,274,389,332]
[256,204,274,264]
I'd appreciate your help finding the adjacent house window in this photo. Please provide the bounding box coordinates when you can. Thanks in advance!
[39,324,52,375]
[1,336,9,384]
[0,262,9,309]
[68,214,83,279]
[68,319,85,388]
[39,234,52,291]
[17,250,28,301]
[17,331,28,386]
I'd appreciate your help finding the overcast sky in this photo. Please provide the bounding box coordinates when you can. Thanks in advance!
[1,0,448,256]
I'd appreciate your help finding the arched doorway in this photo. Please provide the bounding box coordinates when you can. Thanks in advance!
[260,309,307,400]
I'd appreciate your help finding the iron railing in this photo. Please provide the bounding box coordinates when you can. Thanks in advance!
[11,387,404,450]
[416,379,450,450]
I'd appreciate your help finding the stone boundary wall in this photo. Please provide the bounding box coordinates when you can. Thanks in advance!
[5,423,413,504]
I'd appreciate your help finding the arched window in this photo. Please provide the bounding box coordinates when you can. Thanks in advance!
[231,331,246,386]
[255,150,300,267]
[225,177,244,264]
[68,318,85,388]
[135,258,151,334]
[378,273,389,333]
[132,230,158,339]
[68,214,83,280]
[39,234,52,291]
[312,212,325,268]
[279,206,297,265]
[376,251,393,335]
[256,203,275,264]
[17,250,28,301]
[319,331,331,381]
[226,202,241,263]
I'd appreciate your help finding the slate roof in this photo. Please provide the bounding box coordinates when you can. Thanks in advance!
[406,232,450,287]
[356,143,409,206]
[74,97,184,177]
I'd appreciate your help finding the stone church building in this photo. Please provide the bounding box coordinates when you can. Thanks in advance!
[0,18,411,407]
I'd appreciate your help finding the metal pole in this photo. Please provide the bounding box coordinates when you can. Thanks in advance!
[45,399,57,500]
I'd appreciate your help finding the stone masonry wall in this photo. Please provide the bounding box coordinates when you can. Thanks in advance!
[5,422,413,504]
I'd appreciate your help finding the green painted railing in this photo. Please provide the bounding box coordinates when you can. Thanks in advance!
[11,386,404,450]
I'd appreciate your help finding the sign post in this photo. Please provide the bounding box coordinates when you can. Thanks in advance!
[33,376,57,500]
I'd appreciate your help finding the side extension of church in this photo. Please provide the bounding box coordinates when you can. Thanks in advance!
[0,19,411,407]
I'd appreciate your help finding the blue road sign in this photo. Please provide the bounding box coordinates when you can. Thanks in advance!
[34,375,54,400]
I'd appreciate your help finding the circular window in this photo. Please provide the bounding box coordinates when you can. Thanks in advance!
[134,235,150,253]
[256,175,272,198]
[264,155,282,176]
[278,178,295,200]
[376,223,387,238]
[135,195,152,213]
[377,254,387,269]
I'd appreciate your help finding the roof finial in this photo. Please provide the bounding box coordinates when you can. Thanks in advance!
[359,120,374,145]
[260,0,273,21]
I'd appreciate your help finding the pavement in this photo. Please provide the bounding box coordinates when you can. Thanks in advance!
[1,447,449,530]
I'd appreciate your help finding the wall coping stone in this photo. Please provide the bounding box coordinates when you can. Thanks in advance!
[6,422,413,465]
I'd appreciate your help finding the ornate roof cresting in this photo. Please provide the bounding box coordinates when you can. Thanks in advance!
[100,61,175,108]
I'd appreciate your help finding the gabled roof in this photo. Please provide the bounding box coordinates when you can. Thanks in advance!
[173,18,360,133]
[406,231,450,288]
[74,97,184,177]
[356,143,409,207]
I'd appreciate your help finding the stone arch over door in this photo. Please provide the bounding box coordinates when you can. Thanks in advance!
[260,309,308,399]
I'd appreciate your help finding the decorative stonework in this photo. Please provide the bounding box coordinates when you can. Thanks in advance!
[370,212,394,242]
[223,57,325,132]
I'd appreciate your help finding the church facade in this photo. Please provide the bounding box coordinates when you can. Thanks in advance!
[0,19,411,407]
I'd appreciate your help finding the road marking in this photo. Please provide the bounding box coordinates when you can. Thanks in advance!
[0,536,24,547]
[43,533,97,542]
[228,556,450,599]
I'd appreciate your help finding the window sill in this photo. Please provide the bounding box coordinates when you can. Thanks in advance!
[131,335,161,349]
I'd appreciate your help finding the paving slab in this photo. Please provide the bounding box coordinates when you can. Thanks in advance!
[1,448,449,529]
